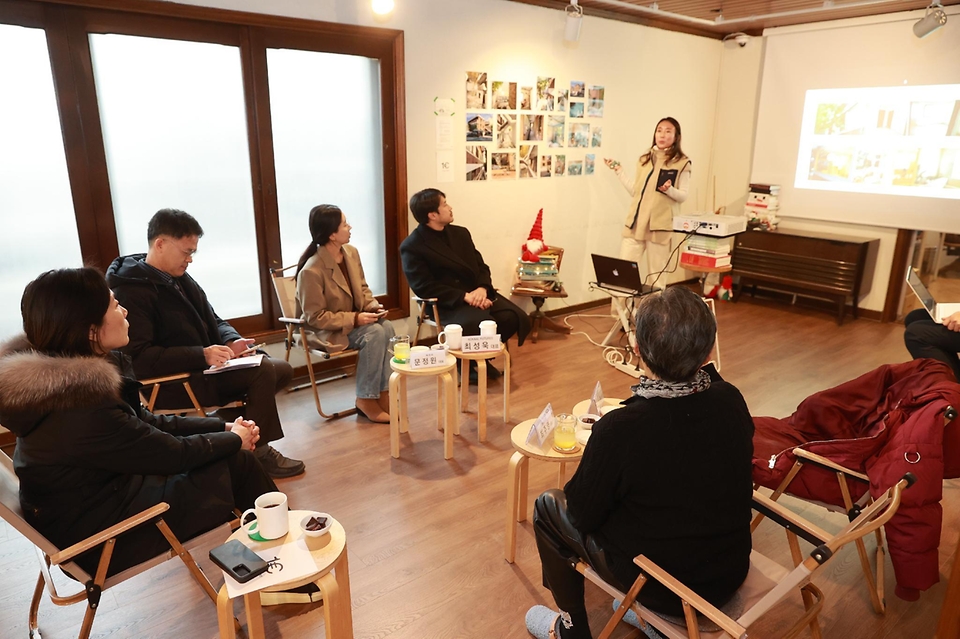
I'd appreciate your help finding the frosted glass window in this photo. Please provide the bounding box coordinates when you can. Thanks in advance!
[90,34,260,318]
[0,24,82,340]
[268,49,386,295]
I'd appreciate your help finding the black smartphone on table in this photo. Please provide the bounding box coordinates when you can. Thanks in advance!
[209,539,269,583]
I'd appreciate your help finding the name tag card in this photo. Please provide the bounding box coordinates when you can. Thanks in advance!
[409,350,449,370]
[526,403,556,448]
[588,381,604,415]
[460,334,501,353]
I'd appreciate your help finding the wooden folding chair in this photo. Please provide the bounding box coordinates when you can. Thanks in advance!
[412,296,443,345]
[0,451,237,639]
[138,372,244,417]
[269,265,357,419]
[577,474,914,639]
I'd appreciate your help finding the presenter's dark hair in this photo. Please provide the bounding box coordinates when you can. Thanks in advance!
[147,209,204,243]
[634,286,715,382]
[409,188,445,225]
[639,117,686,166]
[296,205,344,275]
[21,267,112,357]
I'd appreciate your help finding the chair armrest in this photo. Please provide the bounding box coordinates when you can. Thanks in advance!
[792,448,869,483]
[752,490,831,547]
[139,372,191,385]
[412,296,439,303]
[50,503,170,565]
[632,554,745,638]
[279,317,304,324]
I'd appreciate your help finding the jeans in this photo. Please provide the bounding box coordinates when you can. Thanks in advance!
[347,318,395,399]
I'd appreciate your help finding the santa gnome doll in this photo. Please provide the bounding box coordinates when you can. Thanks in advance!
[521,209,548,263]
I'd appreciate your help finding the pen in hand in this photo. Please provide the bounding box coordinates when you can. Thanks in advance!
[237,342,266,357]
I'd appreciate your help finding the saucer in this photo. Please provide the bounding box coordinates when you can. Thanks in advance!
[553,444,581,454]
[246,523,268,542]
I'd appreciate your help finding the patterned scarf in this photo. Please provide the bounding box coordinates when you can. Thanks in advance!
[631,368,711,399]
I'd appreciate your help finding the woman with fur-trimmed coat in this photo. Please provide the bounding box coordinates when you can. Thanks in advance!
[0,268,276,576]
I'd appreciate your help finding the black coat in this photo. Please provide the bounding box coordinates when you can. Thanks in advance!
[0,337,239,576]
[564,366,755,614]
[106,254,242,405]
[400,224,529,343]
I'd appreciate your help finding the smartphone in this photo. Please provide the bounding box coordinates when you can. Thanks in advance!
[375,309,389,317]
[209,539,269,583]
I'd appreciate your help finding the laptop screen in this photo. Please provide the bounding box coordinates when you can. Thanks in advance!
[591,254,644,293]
[906,267,937,316]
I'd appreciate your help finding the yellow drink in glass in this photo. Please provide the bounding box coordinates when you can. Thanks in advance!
[554,413,577,451]
[393,341,410,363]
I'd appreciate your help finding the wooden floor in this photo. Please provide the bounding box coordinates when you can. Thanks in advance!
[2,293,957,639]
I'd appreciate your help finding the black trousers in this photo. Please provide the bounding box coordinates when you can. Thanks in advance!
[534,490,627,622]
[439,296,532,346]
[904,308,960,381]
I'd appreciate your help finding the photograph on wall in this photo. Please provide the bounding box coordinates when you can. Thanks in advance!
[519,145,538,179]
[466,71,488,109]
[569,101,584,118]
[491,152,516,180]
[540,155,552,178]
[492,81,517,110]
[570,81,585,98]
[555,154,566,176]
[591,125,602,147]
[497,114,517,149]
[568,160,583,176]
[466,145,488,181]
[585,154,595,175]
[546,116,565,148]
[588,85,605,117]
[569,122,590,148]
[522,114,544,141]
[520,86,533,111]
[466,113,493,142]
[536,76,555,110]
[555,89,569,113]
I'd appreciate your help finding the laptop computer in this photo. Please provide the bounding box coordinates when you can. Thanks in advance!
[591,254,658,296]
[906,267,960,323]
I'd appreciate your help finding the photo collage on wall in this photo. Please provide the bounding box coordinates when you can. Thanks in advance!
[465,71,603,181]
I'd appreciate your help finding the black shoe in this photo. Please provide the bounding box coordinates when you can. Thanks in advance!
[255,445,305,479]
[485,363,502,379]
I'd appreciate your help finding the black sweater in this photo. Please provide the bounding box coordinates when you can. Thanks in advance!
[565,366,754,614]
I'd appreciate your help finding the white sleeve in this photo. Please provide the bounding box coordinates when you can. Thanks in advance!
[663,164,691,204]
[615,165,637,195]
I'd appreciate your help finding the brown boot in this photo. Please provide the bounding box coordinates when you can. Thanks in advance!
[356,397,390,423]
[378,390,391,413]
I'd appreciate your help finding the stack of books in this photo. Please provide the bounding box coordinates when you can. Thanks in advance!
[745,183,780,230]
[680,236,732,269]
[517,251,560,286]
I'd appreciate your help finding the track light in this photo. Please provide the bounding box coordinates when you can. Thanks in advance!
[564,0,583,43]
[913,2,947,38]
[371,0,394,17]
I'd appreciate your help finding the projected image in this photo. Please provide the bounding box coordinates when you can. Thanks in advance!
[795,85,960,199]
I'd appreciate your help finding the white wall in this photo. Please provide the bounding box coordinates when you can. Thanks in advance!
[162,0,724,317]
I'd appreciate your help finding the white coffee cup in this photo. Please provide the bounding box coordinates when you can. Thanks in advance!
[410,345,429,354]
[430,343,448,352]
[241,491,289,540]
[438,324,463,350]
[479,320,497,336]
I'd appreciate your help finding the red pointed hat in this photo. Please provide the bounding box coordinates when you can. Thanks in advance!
[527,209,544,241]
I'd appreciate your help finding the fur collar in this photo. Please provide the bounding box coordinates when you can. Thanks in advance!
[0,335,122,435]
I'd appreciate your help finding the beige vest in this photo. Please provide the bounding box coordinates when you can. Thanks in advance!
[622,148,691,241]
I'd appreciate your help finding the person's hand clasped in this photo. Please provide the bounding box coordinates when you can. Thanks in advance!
[657,179,673,193]
[356,312,380,326]
[464,287,490,308]
[204,344,235,367]
[228,417,260,451]
[944,311,960,332]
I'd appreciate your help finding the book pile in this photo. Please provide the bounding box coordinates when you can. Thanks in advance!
[680,236,732,269]
[515,249,562,292]
[745,183,780,230]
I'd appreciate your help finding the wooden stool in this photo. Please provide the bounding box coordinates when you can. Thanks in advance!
[216,510,352,639]
[389,354,458,460]
[450,344,510,443]
[504,420,584,563]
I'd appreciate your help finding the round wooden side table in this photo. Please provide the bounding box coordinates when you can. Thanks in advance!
[449,343,510,443]
[389,354,458,460]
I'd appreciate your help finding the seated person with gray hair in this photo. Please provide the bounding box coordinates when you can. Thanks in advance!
[525,286,754,639]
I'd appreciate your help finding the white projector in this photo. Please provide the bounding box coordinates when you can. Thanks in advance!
[673,214,747,237]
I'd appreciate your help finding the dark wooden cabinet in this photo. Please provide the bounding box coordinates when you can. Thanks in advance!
[732,229,879,325]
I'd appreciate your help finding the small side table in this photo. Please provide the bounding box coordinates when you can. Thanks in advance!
[216,510,352,639]
[504,420,584,563]
[449,344,510,443]
[389,354,458,460]
[510,285,572,344]
[682,263,732,295]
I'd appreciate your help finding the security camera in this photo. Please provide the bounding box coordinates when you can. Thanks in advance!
[735,34,750,47]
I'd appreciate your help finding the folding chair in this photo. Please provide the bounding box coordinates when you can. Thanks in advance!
[0,451,237,639]
[138,372,244,417]
[412,296,443,346]
[577,474,913,639]
[269,265,357,419]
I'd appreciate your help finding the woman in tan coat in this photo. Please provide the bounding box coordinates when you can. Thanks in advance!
[296,205,395,423]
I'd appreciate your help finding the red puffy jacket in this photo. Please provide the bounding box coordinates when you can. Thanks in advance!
[753,359,960,595]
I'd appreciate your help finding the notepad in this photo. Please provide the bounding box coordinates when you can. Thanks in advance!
[204,354,264,375]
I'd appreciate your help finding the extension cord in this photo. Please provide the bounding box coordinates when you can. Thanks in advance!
[610,360,642,378]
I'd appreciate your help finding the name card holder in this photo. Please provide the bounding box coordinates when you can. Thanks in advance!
[526,403,556,448]
[409,350,449,370]
[460,334,502,353]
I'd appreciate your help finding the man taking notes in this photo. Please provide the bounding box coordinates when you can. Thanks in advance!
[106,209,304,478]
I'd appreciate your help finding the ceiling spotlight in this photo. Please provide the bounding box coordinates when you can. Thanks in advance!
[722,31,752,47]
[371,0,394,16]
[564,0,583,43]
[913,2,947,38]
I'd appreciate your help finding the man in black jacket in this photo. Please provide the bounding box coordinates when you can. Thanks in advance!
[400,188,530,380]
[106,209,304,479]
